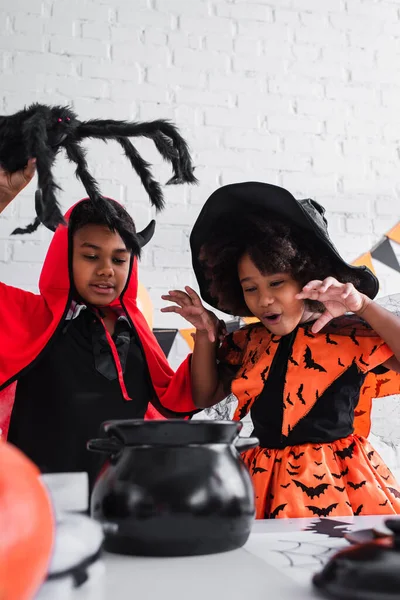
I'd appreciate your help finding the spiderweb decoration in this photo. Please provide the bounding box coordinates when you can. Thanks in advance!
[375,293,400,317]
[244,519,351,585]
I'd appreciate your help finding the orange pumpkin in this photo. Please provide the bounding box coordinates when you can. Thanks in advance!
[0,441,54,600]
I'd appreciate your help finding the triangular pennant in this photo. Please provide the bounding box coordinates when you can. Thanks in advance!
[179,328,196,350]
[152,329,178,357]
[386,222,400,245]
[351,252,376,274]
[137,282,153,329]
[371,238,400,272]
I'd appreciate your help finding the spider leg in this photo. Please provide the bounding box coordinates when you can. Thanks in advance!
[11,114,64,234]
[12,217,41,235]
[63,140,102,202]
[76,119,197,190]
[63,140,118,227]
[115,137,164,210]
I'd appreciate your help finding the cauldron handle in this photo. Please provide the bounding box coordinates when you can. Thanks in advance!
[87,437,122,455]
[234,436,259,453]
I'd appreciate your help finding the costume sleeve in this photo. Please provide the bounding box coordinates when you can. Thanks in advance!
[217,328,250,396]
[0,282,50,388]
[217,327,248,367]
[354,335,394,373]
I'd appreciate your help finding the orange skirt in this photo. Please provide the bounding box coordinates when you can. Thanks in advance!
[242,434,400,519]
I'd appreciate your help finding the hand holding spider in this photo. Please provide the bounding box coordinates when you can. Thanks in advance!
[296,276,371,333]
[0,158,36,207]
[161,286,226,343]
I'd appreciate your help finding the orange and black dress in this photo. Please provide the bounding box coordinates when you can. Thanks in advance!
[219,318,400,519]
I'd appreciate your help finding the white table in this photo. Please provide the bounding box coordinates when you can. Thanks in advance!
[68,515,391,600]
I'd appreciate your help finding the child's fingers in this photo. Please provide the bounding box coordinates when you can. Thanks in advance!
[162,292,191,308]
[311,311,332,333]
[167,290,193,306]
[24,158,37,181]
[184,286,203,306]
[160,306,184,314]
[341,283,354,299]
[302,279,323,291]
[318,276,341,293]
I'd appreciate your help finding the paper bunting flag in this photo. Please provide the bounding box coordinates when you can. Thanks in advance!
[351,252,375,274]
[152,329,178,357]
[386,222,400,245]
[371,238,400,273]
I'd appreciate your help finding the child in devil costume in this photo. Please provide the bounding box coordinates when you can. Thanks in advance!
[0,160,197,489]
[163,182,400,519]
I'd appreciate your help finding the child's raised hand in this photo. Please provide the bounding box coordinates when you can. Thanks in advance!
[296,276,370,333]
[0,159,36,206]
[161,286,225,343]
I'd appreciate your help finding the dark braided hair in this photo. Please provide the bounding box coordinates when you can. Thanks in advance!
[200,211,362,316]
[68,198,141,256]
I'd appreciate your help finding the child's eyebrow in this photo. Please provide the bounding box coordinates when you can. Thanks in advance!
[240,276,252,283]
[81,242,100,250]
[80,242,127,253]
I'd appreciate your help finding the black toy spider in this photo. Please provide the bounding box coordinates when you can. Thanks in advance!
[0,103,197,235]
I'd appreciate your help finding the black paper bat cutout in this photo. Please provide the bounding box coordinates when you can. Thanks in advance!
[335,441,356,460]
[0,103,197,235]
[304,346,327,372]
[269,503,287,519]
[293,479,330,499]
[306,503,338,517]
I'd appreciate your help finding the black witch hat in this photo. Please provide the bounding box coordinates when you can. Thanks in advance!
[190,182,379,313]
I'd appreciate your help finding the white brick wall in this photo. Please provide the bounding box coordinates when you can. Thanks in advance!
[2,0,400,448]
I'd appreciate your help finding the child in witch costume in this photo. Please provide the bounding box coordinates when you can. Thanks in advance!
[0,162,197,489]
[162,182,400,519]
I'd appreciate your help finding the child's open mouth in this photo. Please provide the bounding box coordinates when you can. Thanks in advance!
[90,284,115,295]
[263,313,282,325]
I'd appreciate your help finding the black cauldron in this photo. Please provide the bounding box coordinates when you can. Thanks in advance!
[313,518,400,599]
[87,419,258,557]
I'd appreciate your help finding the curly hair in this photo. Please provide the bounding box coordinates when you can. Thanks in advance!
[200,211,362,316]
[68,198,141,256]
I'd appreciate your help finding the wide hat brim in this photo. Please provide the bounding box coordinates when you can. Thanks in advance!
[190,182,379,314]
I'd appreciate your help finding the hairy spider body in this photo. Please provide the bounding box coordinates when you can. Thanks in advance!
[0,103,197,235]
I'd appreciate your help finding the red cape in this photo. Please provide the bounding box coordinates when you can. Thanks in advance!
[0,200,195,438]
